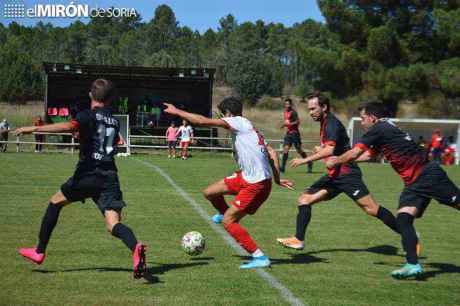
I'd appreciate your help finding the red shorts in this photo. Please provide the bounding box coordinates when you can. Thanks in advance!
[224,171,272,215]
[180,140,190,148]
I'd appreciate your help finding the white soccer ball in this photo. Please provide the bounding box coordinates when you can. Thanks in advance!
[181,231,205,256]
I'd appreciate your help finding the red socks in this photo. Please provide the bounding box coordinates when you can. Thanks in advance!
[224,223,258,253]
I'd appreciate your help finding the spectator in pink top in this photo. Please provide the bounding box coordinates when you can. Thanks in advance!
[166,121,178,158]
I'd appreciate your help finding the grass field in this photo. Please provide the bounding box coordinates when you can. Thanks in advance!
[1,152,459,306]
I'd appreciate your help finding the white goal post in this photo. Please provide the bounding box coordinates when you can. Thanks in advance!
[114,114,130,154]
[348,117,460,165]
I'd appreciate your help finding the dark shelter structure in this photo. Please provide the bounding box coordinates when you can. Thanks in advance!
[42,63,215,137]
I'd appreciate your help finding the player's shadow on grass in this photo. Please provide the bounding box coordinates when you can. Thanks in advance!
[307,244,398,256]
[307,244,426,259]
[234,253,327,266]
[412,263,460,281]
[33,266,159,284]
[307,244,428,259]
[32,261,210,284]
[149,261,209,276]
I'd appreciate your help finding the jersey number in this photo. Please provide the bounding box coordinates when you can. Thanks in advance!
[98,125,116,156]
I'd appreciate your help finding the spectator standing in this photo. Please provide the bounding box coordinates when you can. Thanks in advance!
[0,118,11,152]
[33,116,45,152]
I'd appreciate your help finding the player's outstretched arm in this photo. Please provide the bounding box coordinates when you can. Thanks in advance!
[14,121,76,136]
[267,145,294,190]
[290,144,335,168]
[325,146,364,169]
[164,103,230,129]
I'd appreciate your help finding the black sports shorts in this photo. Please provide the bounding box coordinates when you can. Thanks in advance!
[399,161,460,217]
[283,131,302,149]
[168,140,176,149]
[61,168,126,213]
[305,169,370,201]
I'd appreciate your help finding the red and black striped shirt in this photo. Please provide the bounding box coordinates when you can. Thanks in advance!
[355,119,428,185]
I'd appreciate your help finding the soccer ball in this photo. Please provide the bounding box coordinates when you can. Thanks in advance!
[181,231,205,256]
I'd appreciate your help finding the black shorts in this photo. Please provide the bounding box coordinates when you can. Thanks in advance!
[61,168,126,213]
[283,131,302,149]
[168,140,176,149]
[399,161,460,217]
[305,169,370,201]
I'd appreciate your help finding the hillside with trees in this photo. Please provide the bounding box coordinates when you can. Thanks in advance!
[0,1,459,117]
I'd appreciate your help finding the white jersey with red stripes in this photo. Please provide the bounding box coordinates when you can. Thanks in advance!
[222,116,272,183]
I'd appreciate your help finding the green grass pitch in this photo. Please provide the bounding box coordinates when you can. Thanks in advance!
[1,152,459,306]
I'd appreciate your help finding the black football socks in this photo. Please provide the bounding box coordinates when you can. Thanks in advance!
[295,205,312,241]
[281,153,288,172]
[112,223,138,252]
[396,213,418,264]
[377,206,400,234]
[36,203,62,254]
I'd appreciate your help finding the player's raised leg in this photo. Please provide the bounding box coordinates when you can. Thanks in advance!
[202,178,233,224]
[354,194,400,234]
[105,209,146,279]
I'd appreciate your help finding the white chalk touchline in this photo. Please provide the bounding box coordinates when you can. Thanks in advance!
[135,158,305,306]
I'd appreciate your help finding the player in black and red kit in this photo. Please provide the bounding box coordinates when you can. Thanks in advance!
[277,93,400,250]
[15,79,147,279]
[280,98,313,173]
[327,101,460,279]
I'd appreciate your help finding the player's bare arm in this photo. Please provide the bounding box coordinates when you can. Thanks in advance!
[164,103,230,129]
[325,146,364,168]
[117,133,125,145]
[355,150,373,162]
[267,145,294,190]
[15,121,77,136]
[290,144,334,168]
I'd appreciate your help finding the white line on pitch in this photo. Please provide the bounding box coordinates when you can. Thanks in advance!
[135,158,305,306]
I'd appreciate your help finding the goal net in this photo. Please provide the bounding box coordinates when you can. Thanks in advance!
[348,117,460,165]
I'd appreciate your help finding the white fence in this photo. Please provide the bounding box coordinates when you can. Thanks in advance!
[0,132,316,153]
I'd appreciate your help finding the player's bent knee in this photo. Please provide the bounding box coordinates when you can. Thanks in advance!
[397,206,418,216]
[359,203,378,216]
[202,188,211,199]
[203,188,219,200]
[106,220,119,233]
[50,191,69,206]
[222,217,237,226]
[364,206,378,216]
[297,194,314,206]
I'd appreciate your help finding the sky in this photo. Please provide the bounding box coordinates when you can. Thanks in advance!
[0,0,324,32]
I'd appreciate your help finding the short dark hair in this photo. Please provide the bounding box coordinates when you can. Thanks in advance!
[284,97,293,105]
[218,97,243,116]
[90,79,116,104]
[358,101,388,119]
[307,91,330,112]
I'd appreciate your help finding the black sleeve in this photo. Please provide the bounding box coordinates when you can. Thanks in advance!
[358,125,382,149]
[324,120,341,143]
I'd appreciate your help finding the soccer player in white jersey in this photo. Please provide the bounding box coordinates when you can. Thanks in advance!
[164,97,293,269]
[177,119,194,159]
